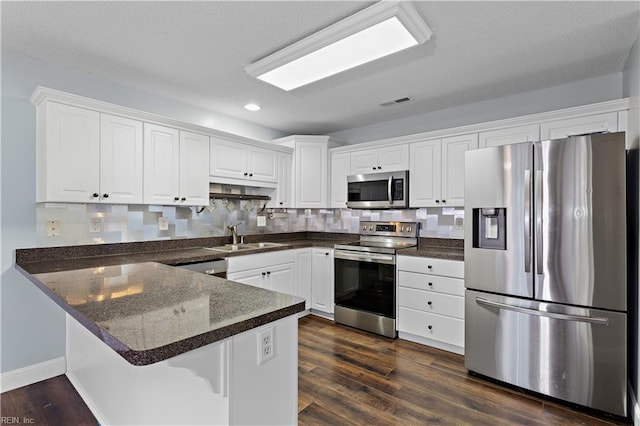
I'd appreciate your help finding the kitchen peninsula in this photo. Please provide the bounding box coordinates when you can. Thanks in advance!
[16,245,305,425]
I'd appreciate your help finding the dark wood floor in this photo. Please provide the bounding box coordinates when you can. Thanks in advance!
[0,315,632,425]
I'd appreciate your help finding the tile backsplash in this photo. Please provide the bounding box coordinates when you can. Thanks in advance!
[35,201,464,247]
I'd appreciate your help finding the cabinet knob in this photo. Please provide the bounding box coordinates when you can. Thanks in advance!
[325,252,329,256]
[427,265,433,269]
[244,172,248,176]
[372,167,376,170]
[435,200,440,204]
[181,197,186,201]
[249,173,253,177]
[427,282,433,287]
[266,271,271,275]
[92,193,99,198]
[174,197,180,201]
[279,202,283,205]
[377,166,382,170]
[262,272,266,276]
[442,199,446,203]
[427,301,432,306]
[103,193,109,198]
[427,325,433,330]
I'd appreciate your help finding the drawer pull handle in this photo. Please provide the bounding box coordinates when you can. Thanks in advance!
[427,282,433,287]
[427,325,433,330]
[427,265,433,269]
[427,301,432,306]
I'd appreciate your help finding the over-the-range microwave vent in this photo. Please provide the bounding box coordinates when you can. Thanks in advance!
[379,97,414,108]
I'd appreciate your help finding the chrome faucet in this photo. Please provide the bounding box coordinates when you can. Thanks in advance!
[227,222,243,244]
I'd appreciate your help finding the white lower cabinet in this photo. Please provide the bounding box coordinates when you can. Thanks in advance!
[397,255,465,354]
[311,248,334,315]
[294,248,312,311]
[227,251,295,294]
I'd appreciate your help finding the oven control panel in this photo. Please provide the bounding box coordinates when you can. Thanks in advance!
[359,221,419,237]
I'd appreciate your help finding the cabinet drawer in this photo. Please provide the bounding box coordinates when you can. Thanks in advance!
[397,256,464,278]
[398,307,464,347]
[227,250,295,273]
[399,287,464,319]
[398,271,464,296]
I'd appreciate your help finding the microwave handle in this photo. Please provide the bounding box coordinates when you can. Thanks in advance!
[388,176,393,205]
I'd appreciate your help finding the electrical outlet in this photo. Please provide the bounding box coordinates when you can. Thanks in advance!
[257,215,266,227]
[158,217,169,231]
[89,218,101,233]
[257,327,274,365]
[46,220,60,237]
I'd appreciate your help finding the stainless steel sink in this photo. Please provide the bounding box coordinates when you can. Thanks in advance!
[204,242,286,252]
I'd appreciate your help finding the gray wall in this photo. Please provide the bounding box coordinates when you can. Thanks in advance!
[330,73,624,144]
[0,52,285,373]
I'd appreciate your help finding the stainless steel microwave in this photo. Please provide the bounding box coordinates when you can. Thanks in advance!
[346,171,408,209]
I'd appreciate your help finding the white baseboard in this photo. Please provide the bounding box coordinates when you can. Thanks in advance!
[309,310,334,321]
[398,332,464,355]
[1,357,66,393]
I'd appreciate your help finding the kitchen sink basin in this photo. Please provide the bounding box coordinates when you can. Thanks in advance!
[205,242,286,252]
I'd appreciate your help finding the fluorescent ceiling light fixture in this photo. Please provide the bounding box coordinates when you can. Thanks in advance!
[245,2,432,91]
[244,103,261,111]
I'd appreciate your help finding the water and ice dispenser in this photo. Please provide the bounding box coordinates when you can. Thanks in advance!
[472,208,506,250]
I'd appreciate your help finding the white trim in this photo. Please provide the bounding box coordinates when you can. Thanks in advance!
[309,310,334,321]
[0,357,66,393]
[330,98,631,152]
[29,86,293,154]
[398,331,464,355]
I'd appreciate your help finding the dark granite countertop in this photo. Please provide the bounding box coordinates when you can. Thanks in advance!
[19,262,305,366]
[397,238,464,261]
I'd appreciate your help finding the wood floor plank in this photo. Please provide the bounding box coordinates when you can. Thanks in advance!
[298,402,356,426]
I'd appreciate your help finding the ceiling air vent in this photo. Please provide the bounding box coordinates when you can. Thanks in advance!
[379,97,414,107]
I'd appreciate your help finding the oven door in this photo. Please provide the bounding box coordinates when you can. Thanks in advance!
[334,250,396,318]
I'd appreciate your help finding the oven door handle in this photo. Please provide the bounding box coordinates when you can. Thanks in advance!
[334,250,396,265]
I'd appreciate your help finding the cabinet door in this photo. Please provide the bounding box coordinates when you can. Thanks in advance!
[330,152,350,208]
[296,141,327,208]
[266,263,295,295]
[269,152,292,208]
[441,133,478,207]
[479,124,540,148]
[248,146,277,183]
[39,102,100,203]
[227,269,266,289]
[409,139,441,207]
[209,138,247,180]
[350,149,378,174]
[378,144,409,172]
[143,124,180,204]
[179,131,210,206]
[100,114,143,204]
[311,248,334,313]
[540,112,618,140]
[295,249,312,310]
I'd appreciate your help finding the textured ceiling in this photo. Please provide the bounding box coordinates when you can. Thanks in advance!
[2,1,639,135]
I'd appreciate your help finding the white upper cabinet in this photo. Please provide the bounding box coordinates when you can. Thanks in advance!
[409,139,441,207]
[37,102,100,203]
[478,124,540,148]
[36,102,144,204]
[178,131,210,206]
[267,151,293,208]
[100,114,144,204]
[540,112,619,140]
[441,133,478,206]
[409,134,477,208]
[329,152,350,208]
[350,144,408,174]
[209,138,277,184]
[144,124,209,206]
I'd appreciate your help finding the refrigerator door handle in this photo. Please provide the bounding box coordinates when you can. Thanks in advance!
[475,297,609,325]
[524,170,531,273]
[535,169,543,275]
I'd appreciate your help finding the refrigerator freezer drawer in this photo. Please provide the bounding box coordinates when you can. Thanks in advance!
[398,307,464,347]
[465,290,627,417]
[399,287,464,319]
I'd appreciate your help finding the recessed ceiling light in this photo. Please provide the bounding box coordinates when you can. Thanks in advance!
[245,2,432,91]
[244,103,261,111]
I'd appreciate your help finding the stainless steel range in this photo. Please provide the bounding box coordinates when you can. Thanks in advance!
[334,221,419,338]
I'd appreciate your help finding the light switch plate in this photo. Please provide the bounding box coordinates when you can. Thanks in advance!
[158,217,169,231]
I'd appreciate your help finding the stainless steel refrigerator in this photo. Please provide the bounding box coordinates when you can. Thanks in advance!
[464,132,628,417]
